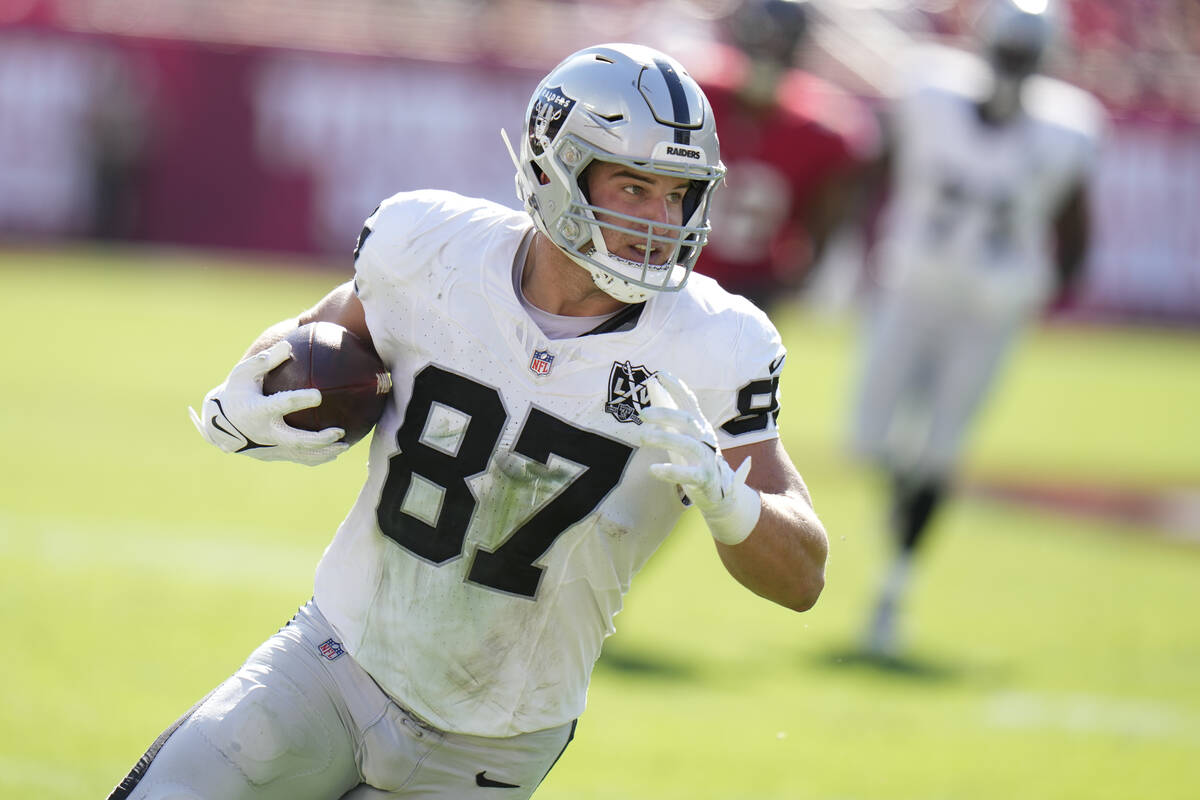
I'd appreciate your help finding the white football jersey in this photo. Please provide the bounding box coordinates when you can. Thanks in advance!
[314,190,785,737]
[875,45,1104,318]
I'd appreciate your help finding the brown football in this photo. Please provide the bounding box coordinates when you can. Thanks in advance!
[262,321,391,446]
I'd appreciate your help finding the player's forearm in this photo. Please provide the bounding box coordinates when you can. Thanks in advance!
[1055,231,1087,293]
[1053,183,1090,294]
[715,489,828,612]
[237,282,368,360]
[239,318,302,359]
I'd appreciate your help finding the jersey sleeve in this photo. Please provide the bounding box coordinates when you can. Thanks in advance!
[702,302,788,451]
[352,190,493,363]
[351,194,422,364]
[1025,77,1108,185]
[1068,89,1107,176]
[352,190,451,298]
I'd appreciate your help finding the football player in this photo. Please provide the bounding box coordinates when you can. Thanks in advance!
[109,43,828,799]
[691,0,880,311]
[853,0,1104,658]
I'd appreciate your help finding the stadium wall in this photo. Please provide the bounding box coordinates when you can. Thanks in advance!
[1,25,1197,321]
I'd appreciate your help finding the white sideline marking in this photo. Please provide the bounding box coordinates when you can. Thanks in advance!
[986,690,1200,741]
[0,511,321,588]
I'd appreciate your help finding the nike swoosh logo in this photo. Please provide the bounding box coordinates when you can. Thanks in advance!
[769,354,786,374]
[210,415,240,441]
[475,771,521,789]
[211,398,272,452]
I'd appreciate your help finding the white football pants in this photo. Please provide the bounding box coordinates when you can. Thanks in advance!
[851,288,1022,480]
[109,601,576,799]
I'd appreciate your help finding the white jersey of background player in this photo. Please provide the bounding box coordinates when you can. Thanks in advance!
[876,36,1103,320]
[852,0,1103,659]
[110,44,828,800]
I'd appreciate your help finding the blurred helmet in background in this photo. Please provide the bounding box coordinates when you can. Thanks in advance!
[723,0,810,107]
[974,0,1061,121]
[978,0,1059,78]
[506,43,726,303]
[727,0,810,67]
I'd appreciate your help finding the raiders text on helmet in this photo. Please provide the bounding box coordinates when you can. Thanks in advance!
[503,43,726,303]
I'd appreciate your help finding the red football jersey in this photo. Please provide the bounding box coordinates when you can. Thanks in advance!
[694,45,880,296]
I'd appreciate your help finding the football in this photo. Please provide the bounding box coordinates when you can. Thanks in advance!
[262,321,392,446]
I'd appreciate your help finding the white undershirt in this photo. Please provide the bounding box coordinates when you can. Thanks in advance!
[511,232,619,339]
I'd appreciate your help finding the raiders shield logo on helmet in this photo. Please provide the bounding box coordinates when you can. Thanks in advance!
[529,85,575,156]
[605,361,654,424]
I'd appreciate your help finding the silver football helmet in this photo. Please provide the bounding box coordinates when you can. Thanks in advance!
[979,0,1058,78]
[504,43,726,303]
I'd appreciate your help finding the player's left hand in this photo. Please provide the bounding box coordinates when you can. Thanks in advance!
[638,371,761,546]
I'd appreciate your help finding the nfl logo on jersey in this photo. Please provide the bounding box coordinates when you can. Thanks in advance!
[318,638,345,661]
[529,349,555,376]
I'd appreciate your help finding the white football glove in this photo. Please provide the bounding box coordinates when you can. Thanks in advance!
[187,340,349,467]
[637,371,762,546]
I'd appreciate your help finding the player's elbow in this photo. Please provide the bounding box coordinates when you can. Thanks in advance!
[723,552,825,612]
[786,523,829,612]
[785,528,829,612]
[783,569,825,613]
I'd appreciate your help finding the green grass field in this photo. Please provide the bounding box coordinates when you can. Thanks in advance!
[2,245,1198,799]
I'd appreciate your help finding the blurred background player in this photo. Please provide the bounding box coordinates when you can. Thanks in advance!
[689,0,880,312]
[852,0,1105,659]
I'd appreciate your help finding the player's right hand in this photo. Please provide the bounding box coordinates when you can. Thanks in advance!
[187,340,349,467]
[638,371,762,546]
